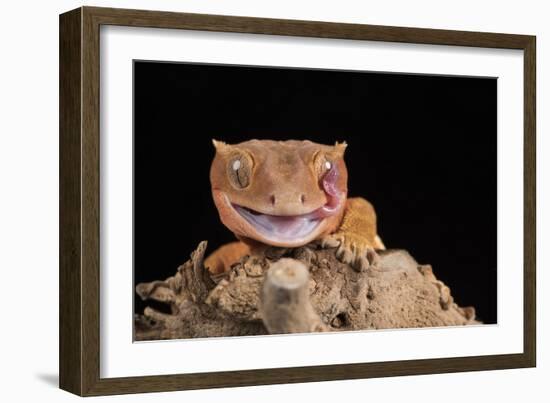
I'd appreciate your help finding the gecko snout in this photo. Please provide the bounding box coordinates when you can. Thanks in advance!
[267,191,310,215]
[269,193,306,206]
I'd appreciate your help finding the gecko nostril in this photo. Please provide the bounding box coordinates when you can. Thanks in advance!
[300,194,306,204]
[270,194,276,205]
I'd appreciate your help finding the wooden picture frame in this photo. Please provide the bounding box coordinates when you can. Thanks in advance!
[59,6,536,396]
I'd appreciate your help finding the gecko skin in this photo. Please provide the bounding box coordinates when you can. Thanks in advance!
[205,139,385,274]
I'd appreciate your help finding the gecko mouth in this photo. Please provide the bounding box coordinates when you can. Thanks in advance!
[232,205,325,242]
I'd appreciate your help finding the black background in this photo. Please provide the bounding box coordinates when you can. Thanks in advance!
[134,61,497,324]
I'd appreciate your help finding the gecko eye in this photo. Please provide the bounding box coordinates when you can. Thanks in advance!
[313,151,333,178]
[227,153,252,189]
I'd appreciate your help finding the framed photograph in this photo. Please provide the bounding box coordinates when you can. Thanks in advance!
[59,6,536,396]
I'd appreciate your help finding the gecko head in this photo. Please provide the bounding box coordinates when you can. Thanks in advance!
[210,139,348,247]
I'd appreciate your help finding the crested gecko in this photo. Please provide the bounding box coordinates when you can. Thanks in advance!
[205,139,385,275]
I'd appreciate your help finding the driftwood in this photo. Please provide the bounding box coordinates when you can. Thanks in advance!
[134,241,478,341]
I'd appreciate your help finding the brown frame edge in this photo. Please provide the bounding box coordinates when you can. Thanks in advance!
[59,6,536,396]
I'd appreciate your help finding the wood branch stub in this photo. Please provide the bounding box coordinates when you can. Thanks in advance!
[261,258,328,334]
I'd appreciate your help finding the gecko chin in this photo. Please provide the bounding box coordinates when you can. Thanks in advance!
[232,204,326,246]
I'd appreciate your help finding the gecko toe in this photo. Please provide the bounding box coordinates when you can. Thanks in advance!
[320,236,341,249]
[353,255,371,272]
[352,247,379,272]
[336,244,354,264]
[366,247,380,266]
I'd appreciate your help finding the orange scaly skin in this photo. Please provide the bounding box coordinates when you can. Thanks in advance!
[205,139,384,275]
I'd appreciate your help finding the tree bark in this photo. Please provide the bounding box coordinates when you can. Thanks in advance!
[134,241,478,341]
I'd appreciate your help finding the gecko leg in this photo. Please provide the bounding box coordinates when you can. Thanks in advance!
[204,241,251,275]
[318,197,384,272]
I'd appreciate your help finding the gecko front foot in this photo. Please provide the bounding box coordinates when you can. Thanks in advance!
[318,233,379,272]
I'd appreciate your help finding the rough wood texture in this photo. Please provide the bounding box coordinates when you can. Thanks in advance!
[59,7,83,395]
[135,241,478,340]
